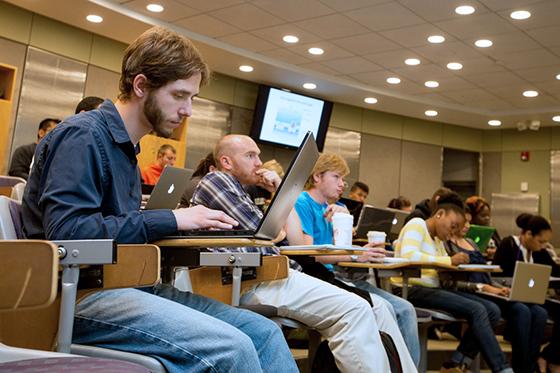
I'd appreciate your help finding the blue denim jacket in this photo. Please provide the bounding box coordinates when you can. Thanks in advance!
[22,100,177,243]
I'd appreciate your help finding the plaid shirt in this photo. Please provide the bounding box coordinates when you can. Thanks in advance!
[192,171,301,270]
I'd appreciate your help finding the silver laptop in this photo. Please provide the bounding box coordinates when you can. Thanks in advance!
[479,262,552,304]
[144,166,191,210]
[170,132,320,240]
[355,205,395,239]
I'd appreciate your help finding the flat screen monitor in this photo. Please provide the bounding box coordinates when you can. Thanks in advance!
[251,85,332,151]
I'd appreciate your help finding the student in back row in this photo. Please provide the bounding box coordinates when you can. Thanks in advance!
[191,134,415,372]
[22,26,297,373]
[141,143,177,185]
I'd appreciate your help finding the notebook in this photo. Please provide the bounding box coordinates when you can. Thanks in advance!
[354,206,395,239]
[466,225,496,253]
[168,132,320,240]
[478,262,552,304]
[144,166,191,210]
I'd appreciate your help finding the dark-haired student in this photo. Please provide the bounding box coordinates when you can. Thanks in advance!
[394,193,513,373]
[444,210,547,373]
[404,187,455,224]
[493,214,560,373]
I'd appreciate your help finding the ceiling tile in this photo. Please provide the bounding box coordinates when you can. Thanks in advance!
[515,65,560,83]
[349,69,395,85]
[411,41,484,65]
[318,0,389,12]
[397,0,488,22]
[424,76,478,91]
[435,12,517,39]
[259,48,312,65]
[506,95,559,110]
[462,70,528,89]
[466,31,542,59]
[210,3,284,31]
[297,61,341,76]
[443,88,499,103]
[379,23,453,48]
[497,1,560,30]
[392,80,430,95]
[413,92,461,105]
[252,0,334,21]
[364,49,432,69]
[464,98,513,111]
[498,48,560,70]
[390,63,455,82]
[294,14,370,39]
[344,2,425,32]
[526,26,560,48]
[454,57,506,74]
[289,41,354,61]
[218,32,278,52]
[174,0,245,12]
[482,0,544,11]
[124,0,199,22]
[533,81,560,97]
[331,32,401,55]
[490,84,546,100]
[174,14,241,37]
[250,24,322,47]
[321,56,383,74]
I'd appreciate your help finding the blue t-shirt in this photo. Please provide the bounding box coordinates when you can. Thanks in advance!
[295,191,335,270]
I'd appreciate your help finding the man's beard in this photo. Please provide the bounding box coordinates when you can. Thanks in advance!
[143,92,173,138]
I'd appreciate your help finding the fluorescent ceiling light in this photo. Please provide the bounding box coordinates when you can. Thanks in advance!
[553,116,560,123]
[239,65,254,72]
[282,35,299,43]
[427,35,445,44]
[303,82,316,90]
[308,47,324,55]
[523,90,538,97]
[86,14,103,23]
[364,97,378,104]
[488,120,502,126]
[386,77,401,84]
[405,58,421,66]
[455,5,475,15]
[510,10,531,20]
[425,110,438,117]
[447,62,463,70]
[475,39,493,48]
[146,4,164,12]
[425,81,439,88]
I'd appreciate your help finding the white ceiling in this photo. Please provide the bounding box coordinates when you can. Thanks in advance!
[7,0,560,130]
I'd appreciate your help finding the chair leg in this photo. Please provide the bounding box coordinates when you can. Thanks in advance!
[307,330,321,372]
[470,353,481,373]
[418,322,430,373]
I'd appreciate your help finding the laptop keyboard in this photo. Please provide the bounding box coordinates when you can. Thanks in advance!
[176,229,254,237]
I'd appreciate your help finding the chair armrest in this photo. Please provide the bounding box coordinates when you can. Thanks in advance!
[189,255,289,304]
[102,244,161,289]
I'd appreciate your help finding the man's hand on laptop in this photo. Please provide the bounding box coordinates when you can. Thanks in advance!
[172,205,239,231]
[481,285,510,297]
[255,169,281,192]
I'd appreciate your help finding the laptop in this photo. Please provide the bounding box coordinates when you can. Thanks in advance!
[338,197,363,226]
[354,205,395,239]
[479,262,552,304]
[171,132,320,240]
[466,224,495,253]
[387,208,409,241]
[144,166,191,210]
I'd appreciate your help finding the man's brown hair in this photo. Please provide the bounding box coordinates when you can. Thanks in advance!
[304,153,349,190]
[118,26,209,101]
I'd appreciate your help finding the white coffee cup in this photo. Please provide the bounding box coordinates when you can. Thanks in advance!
[332,212,353,247]
[367,231,387,245]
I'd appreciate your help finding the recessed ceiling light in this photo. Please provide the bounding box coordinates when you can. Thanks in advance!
[428,35,445,44]
[405,58,421,66]
[556,74,560,80]
[510,10,531,20]
[455,5,475,15]
[447,62,463,70]
[523,90,538,97]
[303,82,316,90]
[488,120,502,126]
[308,47,324,55]
[146,4,164,12]
[86,14,103,23]
[553,116,560,122]
[475,39,493,48]
[425,110,438,117]
[282,35,299,44]
[386,77,401,84]
[364,97,378,104]
[239,65,254,72]
[425,81,439,88]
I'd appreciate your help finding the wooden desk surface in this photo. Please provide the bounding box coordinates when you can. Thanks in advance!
[154,238,274,248]
[279,249,365,256]
[337,261,502,272]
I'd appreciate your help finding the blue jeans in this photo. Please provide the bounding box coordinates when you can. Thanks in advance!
[351,280,420,367]
[402,286,511,373]
[72,285,298,373]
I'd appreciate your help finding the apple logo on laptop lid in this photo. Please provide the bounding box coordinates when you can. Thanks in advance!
[168,184,175,194]
[528,278,535,288]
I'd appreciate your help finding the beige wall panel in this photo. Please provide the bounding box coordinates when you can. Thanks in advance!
[199,73,235,105]
[442,124,482,152]
[501,150,550,218]
[482,129,502,152]
[0,38,26,171]
[361,110,403,139]
[329,103,362,132]
[233,80,258,110]
[29,15,92,63]
[551,127,560,150]
[400,141,443,206]
[323,128,361,193]
[84,65,119,102]
[402,117,442,146]
[501,127,552,151]
[0,2,32,44]
[90,35,126,73]
[481,152,502,203]
[359,134,402,207]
